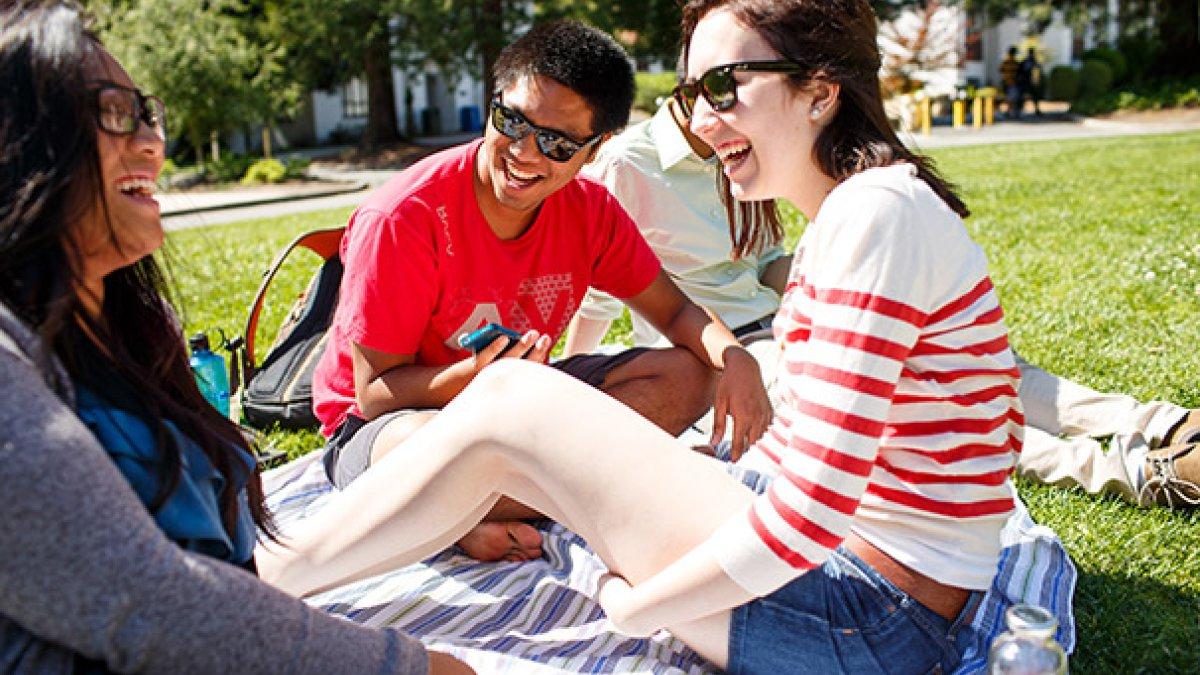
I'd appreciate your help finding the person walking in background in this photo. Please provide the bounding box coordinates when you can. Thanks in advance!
[1018,47,1043,116]
[1000,46,1022,119]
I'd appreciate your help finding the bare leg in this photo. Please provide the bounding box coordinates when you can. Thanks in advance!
[257,360,755,666]
[365,347,715,560]
[369,410,542,561]
[598,347,715,436]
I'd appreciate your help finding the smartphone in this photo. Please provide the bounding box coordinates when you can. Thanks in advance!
[458,323,523,353]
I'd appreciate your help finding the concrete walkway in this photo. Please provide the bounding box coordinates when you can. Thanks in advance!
[900,113,1200,150]
[162,133,479,230]
[163,117,1200,230]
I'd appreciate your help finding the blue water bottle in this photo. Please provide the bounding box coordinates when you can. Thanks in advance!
[189,333,230,417]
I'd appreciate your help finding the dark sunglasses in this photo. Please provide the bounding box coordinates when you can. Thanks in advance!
[90,82,167,139]
[489,96,602,162]
[673,60,806,118]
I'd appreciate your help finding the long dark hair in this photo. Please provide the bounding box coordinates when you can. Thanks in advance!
[0,0,273,540]
[682,0,969,254]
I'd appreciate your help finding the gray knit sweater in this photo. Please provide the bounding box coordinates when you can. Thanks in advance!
[0,303,428,674]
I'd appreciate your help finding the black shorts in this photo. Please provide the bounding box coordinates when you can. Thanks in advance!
[322,347,651,489]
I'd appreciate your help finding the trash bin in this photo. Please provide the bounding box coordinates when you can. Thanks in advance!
[459,105,482,133]
[420,107,441,136]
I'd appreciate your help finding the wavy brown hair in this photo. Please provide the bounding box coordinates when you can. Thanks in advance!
[681,0,969,254]
[0,0,273,543]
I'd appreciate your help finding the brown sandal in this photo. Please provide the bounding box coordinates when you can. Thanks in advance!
[1140,442,1200,509]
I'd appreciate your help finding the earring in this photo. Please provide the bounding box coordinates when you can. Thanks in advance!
[810,106,822,119]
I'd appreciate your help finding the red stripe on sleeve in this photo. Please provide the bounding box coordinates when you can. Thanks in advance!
[787,362,896,399]
[923,305,1005,339]
[810,326,911,362]
[749,507,815,569]
[789,436,876,476]
[801,283,929,328]
[909,334,1011,358]
[794,398,887,438]
[927,278,994,325]
[779,466,863,515]
[767,489,845,549]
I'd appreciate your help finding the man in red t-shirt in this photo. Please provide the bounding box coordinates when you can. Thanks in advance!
[312,20,770,560]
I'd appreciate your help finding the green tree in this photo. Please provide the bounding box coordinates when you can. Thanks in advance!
[536,0,682,65]
[265,0,526,149]
[263,0,402,149]
[96,0,299,162]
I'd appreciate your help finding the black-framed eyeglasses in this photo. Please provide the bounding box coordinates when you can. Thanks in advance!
[90,81,167,139]
[489,96,602,163]
[673,60,806,118]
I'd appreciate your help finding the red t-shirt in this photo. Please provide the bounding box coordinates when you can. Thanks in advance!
[312,139,661,435]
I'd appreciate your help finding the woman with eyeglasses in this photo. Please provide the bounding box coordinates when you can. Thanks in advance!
[0,2,475,672]
[258,0,1018,672]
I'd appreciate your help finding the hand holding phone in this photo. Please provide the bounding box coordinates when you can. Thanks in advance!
[458,323,523,353]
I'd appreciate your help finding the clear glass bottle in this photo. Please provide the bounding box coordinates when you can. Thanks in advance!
[987,603,1068,674]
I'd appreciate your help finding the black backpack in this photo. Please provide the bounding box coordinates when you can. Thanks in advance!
[229,226,344,431]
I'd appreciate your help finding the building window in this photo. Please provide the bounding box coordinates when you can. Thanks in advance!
[343,78,369,119]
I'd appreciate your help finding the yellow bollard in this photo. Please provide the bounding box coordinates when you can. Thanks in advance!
[984,95,994,125]
[952,99,965,128]
[920,97,932,136]
[972,96,983,129]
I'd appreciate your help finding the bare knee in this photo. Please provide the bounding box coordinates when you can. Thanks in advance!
[654,349,715,419]
[601,348,714,435]
[652,343,705,401]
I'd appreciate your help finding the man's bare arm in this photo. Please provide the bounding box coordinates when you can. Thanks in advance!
[352,335,552,420]
[760,254,793,295]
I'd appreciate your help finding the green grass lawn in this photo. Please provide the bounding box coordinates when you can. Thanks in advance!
[166,131,1200,673]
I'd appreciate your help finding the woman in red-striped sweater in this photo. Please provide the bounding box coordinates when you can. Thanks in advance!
[258,1,1022,672]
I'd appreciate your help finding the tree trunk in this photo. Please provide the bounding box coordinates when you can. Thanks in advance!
[362,26,402,151]
[478,0,505,102]
[1155,0,1199,76]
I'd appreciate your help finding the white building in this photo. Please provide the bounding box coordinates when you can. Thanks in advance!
[310,65,487,144]
[881,4,1088,97]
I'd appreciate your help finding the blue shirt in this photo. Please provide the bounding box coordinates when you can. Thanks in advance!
[74,385,257,565]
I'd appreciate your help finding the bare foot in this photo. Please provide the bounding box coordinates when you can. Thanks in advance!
[456,521,543,562]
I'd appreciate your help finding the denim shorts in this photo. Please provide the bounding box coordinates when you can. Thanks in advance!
[723,463,981,675]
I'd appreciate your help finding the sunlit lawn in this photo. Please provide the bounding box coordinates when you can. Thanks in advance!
[167,131,1200,673]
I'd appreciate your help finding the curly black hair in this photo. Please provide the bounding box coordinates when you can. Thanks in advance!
[494,19,635,136]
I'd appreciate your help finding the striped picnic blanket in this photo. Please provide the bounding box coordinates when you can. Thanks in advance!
[263,451,1075,674]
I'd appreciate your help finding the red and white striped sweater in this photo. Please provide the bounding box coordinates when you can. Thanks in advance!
[707,164,1022,596]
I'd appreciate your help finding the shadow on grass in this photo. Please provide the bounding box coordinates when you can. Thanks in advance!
[1070,568,1200,673]
[1017,478,1200,673]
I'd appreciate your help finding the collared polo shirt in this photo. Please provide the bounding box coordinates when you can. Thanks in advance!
[578,103,785,346]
